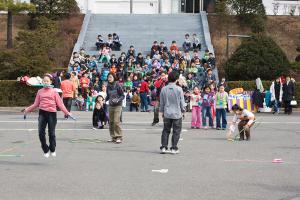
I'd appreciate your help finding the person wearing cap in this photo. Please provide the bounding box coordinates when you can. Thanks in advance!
[23,74,73,158]
[60,73,75,119]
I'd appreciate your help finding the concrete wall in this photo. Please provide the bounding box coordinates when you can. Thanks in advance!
[132,0,159,14]
[76,0,176,14]
[92,0,130,14]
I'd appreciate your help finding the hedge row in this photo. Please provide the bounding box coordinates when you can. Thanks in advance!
[0,80,38,107]
[227,81,272,91]
[0,80,298,107]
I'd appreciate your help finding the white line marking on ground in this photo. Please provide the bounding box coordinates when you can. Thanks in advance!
[152,169,168,173]
[1,121,300,124]
[0,128,189,132]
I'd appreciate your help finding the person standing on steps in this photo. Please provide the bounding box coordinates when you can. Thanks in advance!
[159,72,185,154]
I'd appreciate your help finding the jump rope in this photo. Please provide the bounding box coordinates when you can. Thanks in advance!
[227,117,262,141]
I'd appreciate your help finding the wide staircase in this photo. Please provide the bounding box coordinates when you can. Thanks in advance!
[82,14,207,57]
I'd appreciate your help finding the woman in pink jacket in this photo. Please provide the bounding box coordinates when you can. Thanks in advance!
[24,74,72,158]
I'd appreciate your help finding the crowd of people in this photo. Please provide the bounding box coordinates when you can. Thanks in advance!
[68,33,217,113]
[63,32,296,126]
[22,32,297,156]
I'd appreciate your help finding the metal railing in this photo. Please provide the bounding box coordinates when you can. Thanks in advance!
[68,10,92,68]
[200,11,219,83]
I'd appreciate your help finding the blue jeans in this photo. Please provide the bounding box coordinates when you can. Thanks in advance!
[216,108,227,129]
[140,92,148,112]
[202,106,213,127]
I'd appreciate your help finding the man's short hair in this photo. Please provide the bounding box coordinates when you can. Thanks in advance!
[168,71,178,83]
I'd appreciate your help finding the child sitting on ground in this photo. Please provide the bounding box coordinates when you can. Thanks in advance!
[92,95,108,129]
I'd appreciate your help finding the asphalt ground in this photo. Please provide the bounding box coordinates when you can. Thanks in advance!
[0,111,300,200]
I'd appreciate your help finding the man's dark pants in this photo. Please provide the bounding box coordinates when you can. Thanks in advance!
[161,117,182,150]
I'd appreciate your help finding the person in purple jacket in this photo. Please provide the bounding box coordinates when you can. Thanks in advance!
[201,85,215,129]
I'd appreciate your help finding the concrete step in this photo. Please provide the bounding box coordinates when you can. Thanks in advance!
[83,14,205,56]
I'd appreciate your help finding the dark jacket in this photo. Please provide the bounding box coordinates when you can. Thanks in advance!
[252,89,264,108]
[106,82,125,107]
[282,81,295,101]
[92,104,108,127]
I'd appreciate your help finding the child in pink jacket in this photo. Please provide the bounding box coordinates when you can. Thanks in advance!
[24,74,72,158]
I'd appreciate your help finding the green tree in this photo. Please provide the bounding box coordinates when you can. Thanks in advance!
[31,0,79,18]
[227,0,266,33]
[17,16,59,56]
[225,34,290,81]
[0,16,61,79]
[0,0,35,48]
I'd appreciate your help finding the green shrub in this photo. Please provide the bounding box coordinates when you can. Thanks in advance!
[225,34,290,81]
[0,81,38,106]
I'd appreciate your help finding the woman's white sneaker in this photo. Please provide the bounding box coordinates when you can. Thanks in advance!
[115,139,122,144]
[51,152,56,157]
[44,152,50,158]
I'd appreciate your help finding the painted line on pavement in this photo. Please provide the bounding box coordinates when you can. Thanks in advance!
[0,128,188,132]
[0,121,300,124]
[0,154,24,157]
